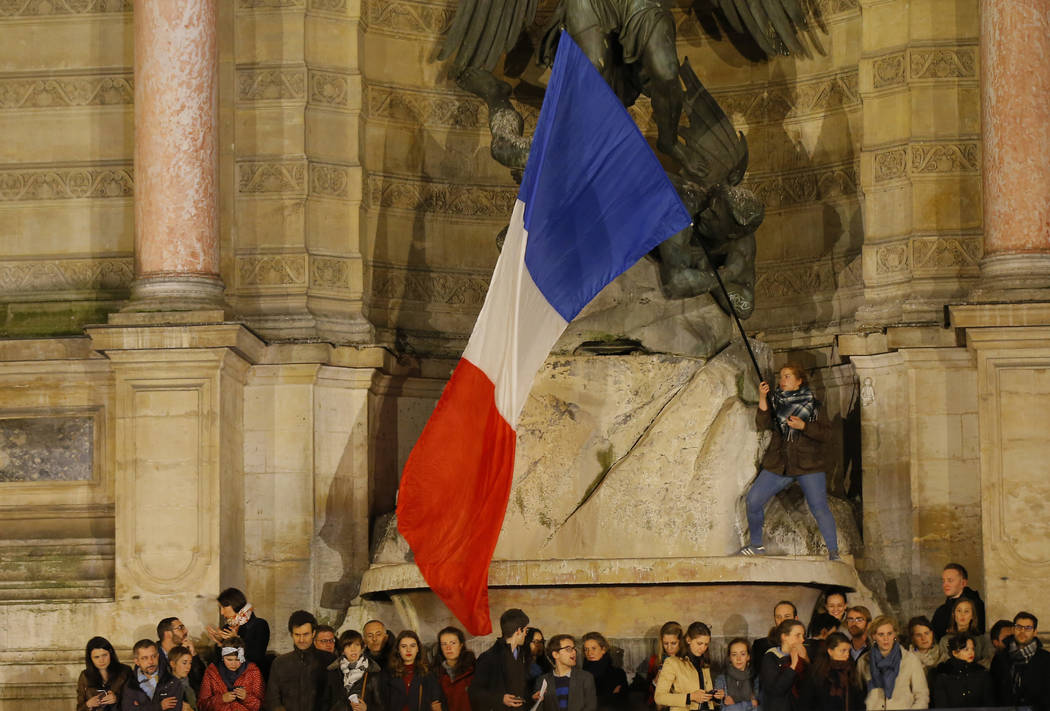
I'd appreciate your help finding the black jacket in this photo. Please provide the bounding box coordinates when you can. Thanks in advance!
[930,587,986,639]
[469,640,530,711]
[581,656,627,711]
[380,666,442,711]
[324,657,385,711]
[120,666,184,711]
[758,650,798,711]
[932,657,993,709]
[990,637,1050,710]
[366,633,397,671]
[799,665,863,711]
[267,646,337,711]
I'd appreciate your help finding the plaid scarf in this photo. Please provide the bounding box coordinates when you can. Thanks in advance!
[771,386,819,441]
[1009,638,1039,697]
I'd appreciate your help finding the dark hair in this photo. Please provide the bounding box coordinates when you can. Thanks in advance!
[685,622,713,667]
[775,620,805,646]
[825,591,847,607]
[525,627,552,674]
[499,608,530,638]
[547,634,575,660]
[84,636,123,687]
[364,619,385,630]
[157,617,178,642]
[390,630,429,676]
[947,598,980,634]
[338,630,365,653]
[659,621,686,659]
[581,632,609,654]
[222,636,245,650]
[725,637,750,661]
[809,613,840,638]
[774,600,798,618]
[133,639,158,655]
[287,610,318,633]
[825,632,850,650]
[217,587,248,611]
[846,606,872,624]
[809,632,861,693]
[947,634,974,655]
[1014,611,1039,630]
[906,616,933,637]
[943,563,969,580]
[990,619,1014,642]
[436,626,476,676]
[316,625,336,637]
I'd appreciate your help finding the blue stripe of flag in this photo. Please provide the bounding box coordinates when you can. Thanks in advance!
[518,32,692,323]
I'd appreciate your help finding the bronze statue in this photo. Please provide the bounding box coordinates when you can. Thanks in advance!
[438,0,823,318]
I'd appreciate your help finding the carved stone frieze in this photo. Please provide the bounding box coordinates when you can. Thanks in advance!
[367,174,515,218]
[236,0,304,8]
[309,0,346,10]
[911,236,982,271]
[371,264,489,305]
[712,71,860,124]
[874,243,909,274]
[237,254,308,287]
[872,53,906,89]
[909,47,977,80]
[310,164,352,198]
[755,260,837,300]
[311,256,351,289]
[366,83,481,128]
[0,257,133,293]
[0,0,130,16]
[309,70,350,107]
[237,67,306,102]
[0,164,133,201]
[362,0,454,37]
[745,163,859,210]
[872,147,908,183]
[237,161,307,194]
[0,73,133,109]
[910,142,979,173]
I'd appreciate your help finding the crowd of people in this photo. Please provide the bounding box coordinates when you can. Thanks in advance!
[77,569,1047,711]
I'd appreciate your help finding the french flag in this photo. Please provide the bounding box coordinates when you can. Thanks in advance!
[396,33,692,635]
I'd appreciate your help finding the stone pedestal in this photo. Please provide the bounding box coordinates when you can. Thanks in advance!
[973,0,1050,301]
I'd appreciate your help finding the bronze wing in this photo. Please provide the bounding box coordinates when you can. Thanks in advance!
[677,57,750,188]
[438,0,540,72]
[712,0,824,58]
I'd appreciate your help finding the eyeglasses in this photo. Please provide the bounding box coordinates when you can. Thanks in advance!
[556,646,576,653]
[846,617,867,623]
[173,624,186,632]
[1015,624,1035,631]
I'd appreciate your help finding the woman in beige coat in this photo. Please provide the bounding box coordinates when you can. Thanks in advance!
[654,622,725,711]
[858,616,929,710]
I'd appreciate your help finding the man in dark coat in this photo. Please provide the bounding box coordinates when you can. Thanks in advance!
[470,608,531,711]
[122,640,184,711]
[990,612,1050,710]
[266,610,337,711]
[157,617,206,694]
[363,619,396,670]
[537,635,596,711]
[930,563,986,638]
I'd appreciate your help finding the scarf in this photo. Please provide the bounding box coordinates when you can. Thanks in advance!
[828,660,852,698]
[772,386,819,441]
[723,665,753,703]
[868,643,902,699]
[583,654,612,679]
[229,604,253,628]
[218,661,245,691]
[342,656,369,695]
[1009,638,1039,697]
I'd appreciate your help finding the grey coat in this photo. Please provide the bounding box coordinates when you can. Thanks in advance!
[537,670,597,711]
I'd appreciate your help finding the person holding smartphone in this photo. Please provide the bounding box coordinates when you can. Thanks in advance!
[197,637,264,711]
[77,637,132,710]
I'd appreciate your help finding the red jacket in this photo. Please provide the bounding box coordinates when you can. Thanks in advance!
[197,662,265,711]
[436,662,474,711]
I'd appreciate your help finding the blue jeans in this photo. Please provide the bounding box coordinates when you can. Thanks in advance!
[746,469,838,553]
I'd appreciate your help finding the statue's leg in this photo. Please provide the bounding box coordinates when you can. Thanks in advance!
[567,24,615,80]
[640,18,683,155]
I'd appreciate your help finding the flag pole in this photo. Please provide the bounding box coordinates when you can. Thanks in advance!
[695,227,764,385]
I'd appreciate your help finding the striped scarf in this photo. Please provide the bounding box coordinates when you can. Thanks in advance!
[772,386,819,441]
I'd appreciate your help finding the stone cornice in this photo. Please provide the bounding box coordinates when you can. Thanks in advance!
[0,162,133,201]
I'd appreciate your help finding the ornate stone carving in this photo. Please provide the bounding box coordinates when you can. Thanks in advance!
[310,0,347,11]
[873,148,908,182]
[371,264,489,305]
[911,236,982,271]
[910,143,980,173]
[237,254,308,286]
[0,0,130,16]
[909,47,977,80]
[310,164,351,198]
[367,175,515,218]
[237,161,307,194]
[309,70,350,107]
[236,0,304,8]
[0,257,133,293]
[366,84,482,128]
[363,0,454,37]
[237,68,306,101]
[873,53,906,89]
[311,256,351,289]
[713,71,860,123]
[0,164,133,201]
[746,163,858,211]
[875,243,909,274]
[753,257,861,300]
[0,74,133,109]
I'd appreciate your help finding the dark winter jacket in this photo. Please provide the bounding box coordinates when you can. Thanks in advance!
[759,649,803,711]
[365,633,397,671]
[930,588,986,639]
[434,654,476,711]
[990,636,1050,710]
[379,665,442,711]
[266,646,336,711]
[931,657,993,709]
[469,640,530,711]
[324,657,384,711]
[121,666,185,711]
[799,662,863,711]
[582,656,627,711]
[756,406,828,477]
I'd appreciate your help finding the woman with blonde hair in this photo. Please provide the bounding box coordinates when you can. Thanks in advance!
[654,622,724,711]
[857,616,928,710]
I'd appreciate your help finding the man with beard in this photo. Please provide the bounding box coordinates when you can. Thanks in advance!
[990,611,1050,709]
[845,606,871,661]
[157,617,205,694]
[122,640,184,711]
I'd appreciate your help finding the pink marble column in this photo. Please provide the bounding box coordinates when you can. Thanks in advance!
[977,0,1050,297]
[129,0,223,309]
